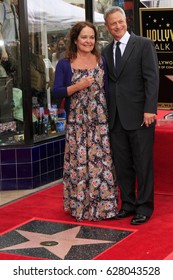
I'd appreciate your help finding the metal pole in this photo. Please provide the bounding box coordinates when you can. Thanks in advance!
[85,0,94,22]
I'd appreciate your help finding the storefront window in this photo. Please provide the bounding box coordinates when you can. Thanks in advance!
[0,0,23,146]
[27,0,86,142]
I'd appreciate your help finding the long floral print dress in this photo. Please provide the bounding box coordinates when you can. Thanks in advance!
[63,61,118,221]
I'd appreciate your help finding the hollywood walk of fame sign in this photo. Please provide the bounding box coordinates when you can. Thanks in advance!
[140,8,173,109]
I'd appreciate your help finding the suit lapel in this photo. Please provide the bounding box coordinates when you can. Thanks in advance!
[120,33,136,75]
[104,41,117,81]
[104,34,136,79]
[106,41,114,69]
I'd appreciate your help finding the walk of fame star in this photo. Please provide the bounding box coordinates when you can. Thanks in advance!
[0,220,133,260]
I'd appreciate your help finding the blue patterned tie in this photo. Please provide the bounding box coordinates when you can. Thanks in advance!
[115,41,121,75]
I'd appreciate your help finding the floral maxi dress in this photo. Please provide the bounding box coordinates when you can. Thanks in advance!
[63,62,118,221]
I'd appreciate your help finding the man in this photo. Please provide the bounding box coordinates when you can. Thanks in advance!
[102,6,159,225]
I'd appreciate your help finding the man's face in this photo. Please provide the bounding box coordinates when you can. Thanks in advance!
[105,11,127,41]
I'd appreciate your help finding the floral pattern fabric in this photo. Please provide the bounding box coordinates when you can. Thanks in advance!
[63,62,118,221]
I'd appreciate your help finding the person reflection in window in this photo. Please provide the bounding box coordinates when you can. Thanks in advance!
[0,0,20,87]
[52,38,66,71]
[0,0,19,60]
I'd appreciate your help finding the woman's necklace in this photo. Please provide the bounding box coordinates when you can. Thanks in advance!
[71,52,98,69]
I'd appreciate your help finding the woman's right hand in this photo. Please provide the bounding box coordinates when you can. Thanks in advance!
[77,76,94,90]
[67,76,94,96]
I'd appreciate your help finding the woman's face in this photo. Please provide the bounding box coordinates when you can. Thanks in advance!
[58,40,66,52]
[75,26,95,54]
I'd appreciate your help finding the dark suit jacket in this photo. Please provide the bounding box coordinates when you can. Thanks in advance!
[102,32,159,130]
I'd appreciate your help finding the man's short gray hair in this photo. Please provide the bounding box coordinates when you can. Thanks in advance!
[104,6,126,21]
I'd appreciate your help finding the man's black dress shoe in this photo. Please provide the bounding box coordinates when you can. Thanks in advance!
[130,213,149,225]
[115,209,134,220]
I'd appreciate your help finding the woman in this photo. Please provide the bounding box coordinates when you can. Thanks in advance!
[52,38,66,70]
[53,21,118,221]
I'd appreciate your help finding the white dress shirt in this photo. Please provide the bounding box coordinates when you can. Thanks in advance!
[113,31,130,66]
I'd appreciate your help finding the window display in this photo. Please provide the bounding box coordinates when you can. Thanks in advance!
[0,0,23,146]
